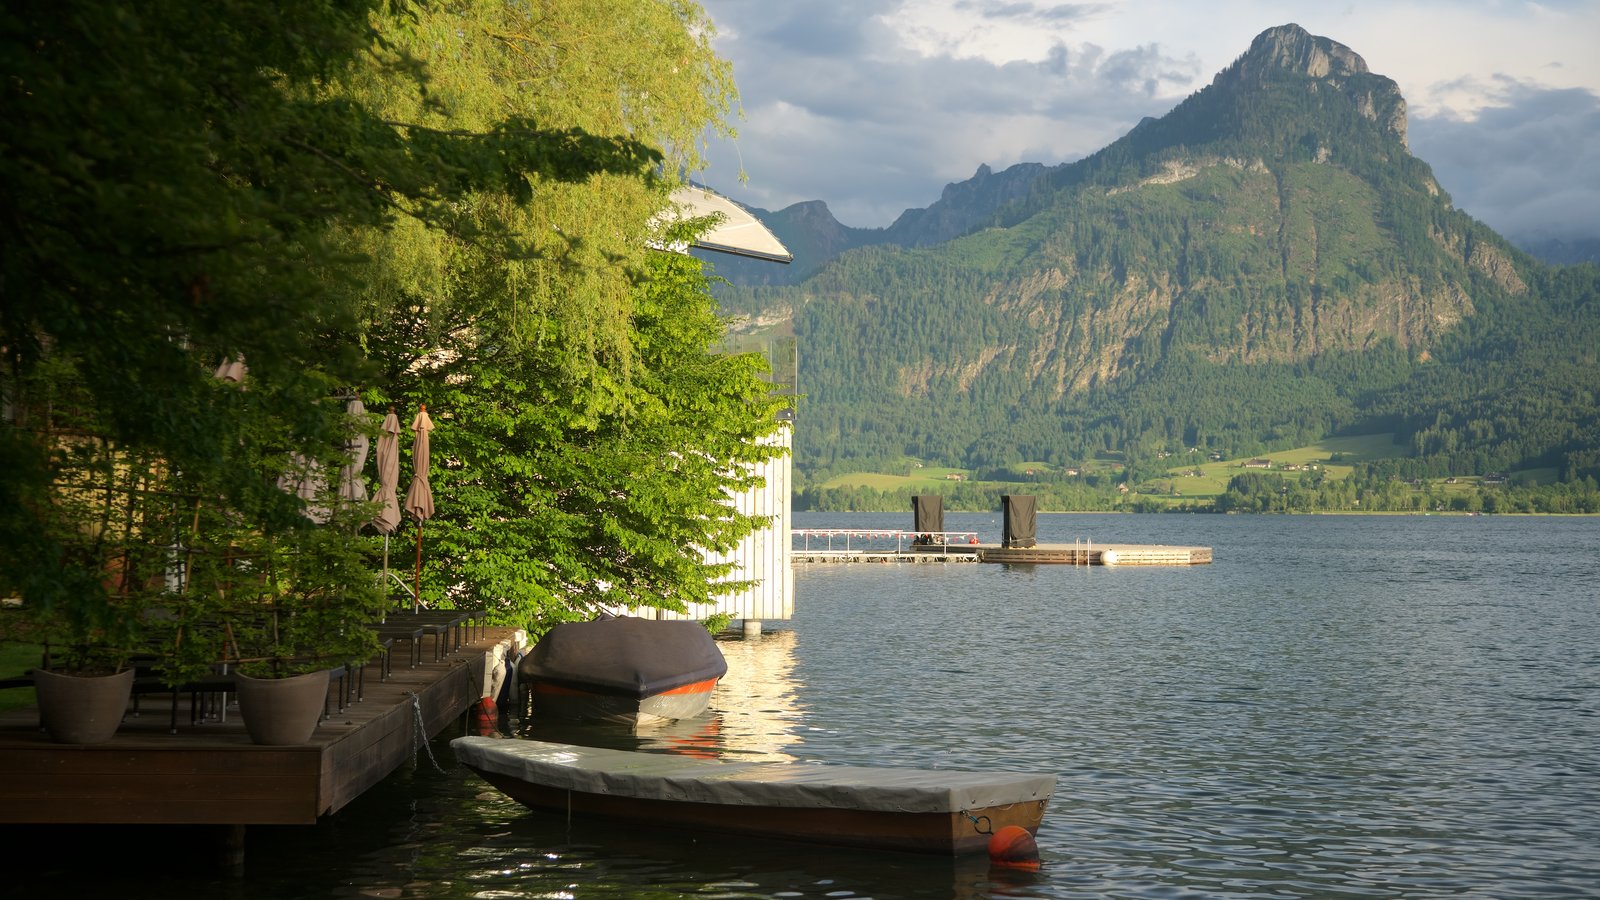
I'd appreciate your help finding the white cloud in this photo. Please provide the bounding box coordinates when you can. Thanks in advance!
[697,0,1600,242]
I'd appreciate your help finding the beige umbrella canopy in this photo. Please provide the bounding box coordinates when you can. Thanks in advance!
[404,405,435,612]
[371,409,402,535]
[337,398,369,505]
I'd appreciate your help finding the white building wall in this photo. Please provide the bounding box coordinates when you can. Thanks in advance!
[654,424,792,623]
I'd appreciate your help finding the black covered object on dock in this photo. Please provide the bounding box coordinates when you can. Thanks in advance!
[1002,495,1037,549]
[912,494,944,535]
[518,616,727,699]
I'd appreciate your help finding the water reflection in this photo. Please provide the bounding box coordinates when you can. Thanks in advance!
[516,628,807,763]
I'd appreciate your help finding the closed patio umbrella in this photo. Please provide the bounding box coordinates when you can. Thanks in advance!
[338,398,369,505]
[371,408,403,595]
[372,410,402,531]
[404,405,435,612]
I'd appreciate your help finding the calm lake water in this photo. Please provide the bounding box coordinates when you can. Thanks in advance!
[18,513,1600,897]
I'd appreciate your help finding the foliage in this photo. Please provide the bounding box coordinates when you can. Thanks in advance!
[179,502,386,680]
[2,0,765,669]
[377,234,786,625]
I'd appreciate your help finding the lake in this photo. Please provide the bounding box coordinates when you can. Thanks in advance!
[15,513,1600,897]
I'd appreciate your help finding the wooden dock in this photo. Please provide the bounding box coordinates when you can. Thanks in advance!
[793,543,1212,566]
[793,548,980,564]
[978,543,1212,566]
[0,627,518,825]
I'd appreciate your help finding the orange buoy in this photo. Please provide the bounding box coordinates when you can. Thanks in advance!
[471,697,498,735]
[987,825,1040,870]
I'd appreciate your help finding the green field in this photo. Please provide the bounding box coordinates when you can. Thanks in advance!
[0,642,43,712]
[811,432,1581,512]
[1158,433,1404,498]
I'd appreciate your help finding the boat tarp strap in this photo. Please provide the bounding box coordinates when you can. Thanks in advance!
[452,737,1056,813]
[1002,495,1037,549]
[912,495,944,535]
[518,617,728,698]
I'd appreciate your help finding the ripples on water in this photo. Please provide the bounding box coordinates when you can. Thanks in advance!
[14,514,1598,898]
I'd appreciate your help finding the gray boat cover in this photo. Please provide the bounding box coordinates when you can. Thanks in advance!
[453,737,1056,813]
[518,617,727,698]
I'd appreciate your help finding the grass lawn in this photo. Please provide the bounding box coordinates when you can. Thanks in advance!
[1162,432,1404,496]
[0,641,43,713]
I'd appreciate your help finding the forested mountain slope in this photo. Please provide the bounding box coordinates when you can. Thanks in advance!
[718,24,1600,489]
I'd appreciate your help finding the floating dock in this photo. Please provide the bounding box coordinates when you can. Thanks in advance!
[978,543,1212,566]
[0,626,519,826]
[792,529,1210,566]
[794,543,1210,566]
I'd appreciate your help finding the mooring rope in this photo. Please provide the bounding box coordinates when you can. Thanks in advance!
[959,810,994,835]
[409,692,447,774]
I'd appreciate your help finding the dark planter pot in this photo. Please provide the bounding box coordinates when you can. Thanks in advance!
[236,669,331,745]
[33,667,135,744]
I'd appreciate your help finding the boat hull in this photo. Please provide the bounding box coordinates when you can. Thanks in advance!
[453,737,1054,856]
[528,677,719,727]
[469,768,1048,854]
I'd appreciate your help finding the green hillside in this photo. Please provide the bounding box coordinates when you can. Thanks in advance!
[722,25,1600,507]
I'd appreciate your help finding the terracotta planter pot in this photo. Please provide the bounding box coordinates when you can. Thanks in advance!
[235,669,331,745]
[33,667,135,744]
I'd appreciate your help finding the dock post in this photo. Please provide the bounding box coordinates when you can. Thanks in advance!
[742,619,762,638]
[220,824,246,870]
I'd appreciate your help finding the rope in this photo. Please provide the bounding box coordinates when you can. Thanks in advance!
[959,810,994,835]
[408,692,446,774]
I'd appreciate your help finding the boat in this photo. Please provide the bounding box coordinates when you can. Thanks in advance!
[517,616,727,726]
[452,737,1056,855]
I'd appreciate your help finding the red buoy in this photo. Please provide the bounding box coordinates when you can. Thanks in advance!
[471,697,498,735]
[987,825,1040,870]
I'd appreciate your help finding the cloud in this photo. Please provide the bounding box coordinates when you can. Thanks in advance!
[1409,81,1600,242]
[699,0,1197,225]
[697,1,1600,244]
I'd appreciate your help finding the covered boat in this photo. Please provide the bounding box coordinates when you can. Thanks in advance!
[453,737,1056,855]
[518,616,727,725]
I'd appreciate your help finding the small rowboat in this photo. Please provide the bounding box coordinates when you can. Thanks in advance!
[518,616,727,726]
[452,737,1055,855]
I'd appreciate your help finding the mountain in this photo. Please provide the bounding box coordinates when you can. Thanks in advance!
[695,199,877,286]
[1517,236,1600,267]
[717,24,1600,492]
[702,162,1052,286]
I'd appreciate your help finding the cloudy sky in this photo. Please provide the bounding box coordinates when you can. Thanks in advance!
[694,0,1600,245]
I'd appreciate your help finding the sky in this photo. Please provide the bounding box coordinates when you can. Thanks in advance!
[693,0,1600,245]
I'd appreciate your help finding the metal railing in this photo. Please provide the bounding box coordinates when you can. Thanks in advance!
[792,528,979,554]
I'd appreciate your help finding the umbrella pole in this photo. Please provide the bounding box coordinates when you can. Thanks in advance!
[381,535,390,620]
[413,524,423,614]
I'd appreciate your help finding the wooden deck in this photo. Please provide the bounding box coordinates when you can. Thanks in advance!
[0,626,518,825]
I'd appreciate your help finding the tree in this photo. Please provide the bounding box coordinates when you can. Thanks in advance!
[2,0,760,640]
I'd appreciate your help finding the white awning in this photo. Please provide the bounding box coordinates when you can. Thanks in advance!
[657,185,792,264]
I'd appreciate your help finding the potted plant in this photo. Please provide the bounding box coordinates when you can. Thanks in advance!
[10,435,171,743]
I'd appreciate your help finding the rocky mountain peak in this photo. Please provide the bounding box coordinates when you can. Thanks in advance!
[1208,24,1407,148]
[1240,23,1369,80]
